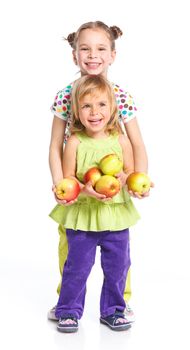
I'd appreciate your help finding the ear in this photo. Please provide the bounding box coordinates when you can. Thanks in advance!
[72,50,78,65]
[110,50,116,65]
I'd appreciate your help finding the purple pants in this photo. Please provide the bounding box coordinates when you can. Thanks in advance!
[55,228,130,319]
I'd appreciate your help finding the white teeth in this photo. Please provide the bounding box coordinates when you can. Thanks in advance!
[86,63,100,67]
[89,119,102,124]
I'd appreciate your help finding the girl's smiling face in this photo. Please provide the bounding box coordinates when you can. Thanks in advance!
[78,91,111,137]
[73,28,116,77]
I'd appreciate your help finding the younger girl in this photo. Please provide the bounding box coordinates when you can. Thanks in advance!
[50,75,140,332]
[49,21,151,322]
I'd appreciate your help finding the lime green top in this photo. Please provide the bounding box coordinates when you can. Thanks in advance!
[49,132,140,231]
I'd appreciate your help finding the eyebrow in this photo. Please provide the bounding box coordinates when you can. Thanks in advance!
[79,43,108,48]
[80,100,108,105]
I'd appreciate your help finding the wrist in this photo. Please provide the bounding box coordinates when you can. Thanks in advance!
[53,178,64,186]
[124,169,134,179]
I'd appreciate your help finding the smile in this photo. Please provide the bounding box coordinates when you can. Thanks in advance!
[85,63,101,69]
[88,118,103,125]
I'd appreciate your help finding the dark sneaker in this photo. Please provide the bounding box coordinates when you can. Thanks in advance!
[57,317,78,333]
[100,312,131,331]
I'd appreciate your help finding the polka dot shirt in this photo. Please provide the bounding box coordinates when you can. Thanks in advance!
[51,82,137,141]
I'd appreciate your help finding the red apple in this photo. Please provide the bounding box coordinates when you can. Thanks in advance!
[95,175,120,197]
[83,167,102,187]
[99,154,123,176]
[55,178,80,201]
[126,172,151,195]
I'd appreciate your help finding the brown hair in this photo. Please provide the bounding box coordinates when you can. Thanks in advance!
[65,21,123,50]
[70,75,122,135]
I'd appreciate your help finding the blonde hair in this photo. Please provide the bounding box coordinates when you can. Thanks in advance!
[65,21,123,51]
[70,75,122,135]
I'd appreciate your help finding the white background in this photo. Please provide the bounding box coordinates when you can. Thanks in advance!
[0,0,190,349]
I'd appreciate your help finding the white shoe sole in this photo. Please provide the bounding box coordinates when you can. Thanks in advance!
[47,311,58,321]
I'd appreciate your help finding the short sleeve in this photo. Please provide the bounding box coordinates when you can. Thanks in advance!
[50,83,73,121]
[113,84,138,124]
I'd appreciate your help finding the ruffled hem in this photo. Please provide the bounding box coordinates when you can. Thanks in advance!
[49,200,140,232]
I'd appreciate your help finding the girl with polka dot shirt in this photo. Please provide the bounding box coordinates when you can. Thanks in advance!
[48,21,152,324]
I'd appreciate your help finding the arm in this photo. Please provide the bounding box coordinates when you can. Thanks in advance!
[62,134,80,178]
[124,118,148,173]
[49,84,72,184]
[56,134,83,206]
[49,116,73,204]
[117,134,134,186]
[124,118,154,197]
[49,116,66,185]
[113,83,147,171]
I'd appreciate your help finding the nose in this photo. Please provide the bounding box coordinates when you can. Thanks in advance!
[88,49,97,59]
[90,106,98,115]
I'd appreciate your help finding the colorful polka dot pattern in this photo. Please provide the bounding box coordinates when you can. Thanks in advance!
[113,85,137,123]
[51,82,137,141]
[51,84,72,120]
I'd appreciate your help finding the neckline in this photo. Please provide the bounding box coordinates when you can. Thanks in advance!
[80,131,116,141]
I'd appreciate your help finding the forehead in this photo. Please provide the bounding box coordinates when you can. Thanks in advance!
[77,28,111,46]
[80,90,110,102]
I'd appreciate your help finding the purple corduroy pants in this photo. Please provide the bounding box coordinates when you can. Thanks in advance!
[55,228,130,319]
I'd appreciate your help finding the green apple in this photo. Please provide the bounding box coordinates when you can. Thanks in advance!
[126,172,151,195]
[99,154,123,176]
[95,175,120,197]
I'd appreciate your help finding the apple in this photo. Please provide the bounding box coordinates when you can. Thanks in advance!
[83,167,102,187]
[95,175,120,197]
[126,172,151,195]
[55,178,80,201]
[99,154,123,176]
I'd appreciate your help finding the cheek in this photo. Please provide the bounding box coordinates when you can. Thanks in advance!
[105,110,111,121]
[102,54,112,65]
[79,112,87,122]
[77,52,85,62]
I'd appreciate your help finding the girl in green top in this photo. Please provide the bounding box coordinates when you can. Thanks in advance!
[50,75,140,332]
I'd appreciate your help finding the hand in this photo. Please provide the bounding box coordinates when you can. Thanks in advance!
[83,181,112,202]
[128,181,154,199]
[52,184,78,206]
[115,171,128,187]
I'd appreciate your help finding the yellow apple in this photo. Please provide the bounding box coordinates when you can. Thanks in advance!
[126,172,151,195]
[99,154,123,176]
[95,175,120,197]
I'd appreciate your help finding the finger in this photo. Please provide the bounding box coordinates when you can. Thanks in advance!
[86,180,93,187]
[52,185,56,193]
[128,190,136,197]
[96,193,107,199]
[142,191,150,197]
[64,201,74,206]
[134,192,143,199]
[87,186,106,199]
[56,198,67,205]
[101,197,112,202]
[115,172,121,178]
